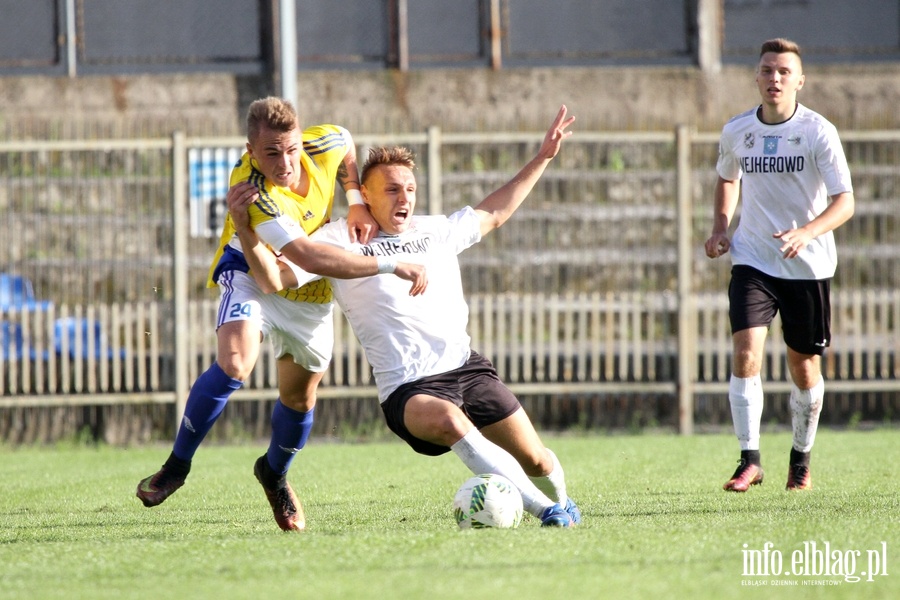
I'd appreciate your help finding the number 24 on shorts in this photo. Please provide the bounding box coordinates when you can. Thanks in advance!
[228,302,257,319]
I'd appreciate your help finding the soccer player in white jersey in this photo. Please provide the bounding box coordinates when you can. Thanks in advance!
[704,39,854,492]
[232,106,581,527]
[136,97,427,532]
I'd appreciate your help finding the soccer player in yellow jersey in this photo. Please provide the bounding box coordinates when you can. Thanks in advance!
[137,97,427,532]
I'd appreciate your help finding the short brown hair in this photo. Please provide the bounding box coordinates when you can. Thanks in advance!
[759,38,801,58]
[361,146,416,184]
[246,97,299,143]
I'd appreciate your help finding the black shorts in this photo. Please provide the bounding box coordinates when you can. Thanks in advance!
[381,351,522,456]
[728,265,831,356]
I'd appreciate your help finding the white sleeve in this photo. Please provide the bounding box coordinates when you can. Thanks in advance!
[336,125,353,149]
[715,129,741,181]
[446,206,483,254]
[255,215,306,252]
[814,124,853,196]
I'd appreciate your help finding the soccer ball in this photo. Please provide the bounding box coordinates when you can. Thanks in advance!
[452,473,523,529]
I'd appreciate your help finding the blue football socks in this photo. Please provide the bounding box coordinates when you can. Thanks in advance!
[265,401,315,477]
[172,362,243,461]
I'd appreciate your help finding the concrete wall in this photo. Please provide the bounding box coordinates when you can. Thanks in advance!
[2,62,899,138]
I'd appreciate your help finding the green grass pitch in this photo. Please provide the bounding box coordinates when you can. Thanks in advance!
[1,429,897,599]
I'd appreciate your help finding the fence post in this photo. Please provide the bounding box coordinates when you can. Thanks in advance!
[278,0,298,107]
[65,0,77,77]
[696,0,723,74]
[171,131,190,432]
[676,124,696,435]
[427,125,443,216]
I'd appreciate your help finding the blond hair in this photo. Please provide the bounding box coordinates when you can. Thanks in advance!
[759,38,801,58]
[246,97,299,143]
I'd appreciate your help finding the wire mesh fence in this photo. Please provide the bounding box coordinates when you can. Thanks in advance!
[2,127,899,442]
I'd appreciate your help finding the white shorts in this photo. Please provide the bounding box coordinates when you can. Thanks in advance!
[216,270,334,372]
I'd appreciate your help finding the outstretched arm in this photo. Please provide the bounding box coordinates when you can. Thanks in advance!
[228,182,427,296]
[474,104,575,237]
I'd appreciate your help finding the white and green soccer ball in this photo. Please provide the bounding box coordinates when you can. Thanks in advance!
[452,473,523,529]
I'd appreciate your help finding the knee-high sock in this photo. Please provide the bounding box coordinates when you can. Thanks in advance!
[266,401,315,476]
[451,429,555,518]
[528,448,568,504]
[790,377,824,454]
[173,362,243,460]
[729,374,763,451]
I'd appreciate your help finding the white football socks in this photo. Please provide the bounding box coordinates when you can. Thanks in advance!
[451,429,556,517]
[790,377,824,453]
[528,448,568,505]
[729,374,764,451]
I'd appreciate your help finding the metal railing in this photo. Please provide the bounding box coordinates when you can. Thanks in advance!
[2,128,899,434]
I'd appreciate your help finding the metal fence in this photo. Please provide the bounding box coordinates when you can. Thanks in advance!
[2,128,899,440]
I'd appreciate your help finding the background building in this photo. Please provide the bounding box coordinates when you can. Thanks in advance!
[1,0,899,137]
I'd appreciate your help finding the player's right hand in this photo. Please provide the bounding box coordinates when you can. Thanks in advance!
[394,262,428,296]
[704,232,730,258]
[226,181,260,231]
[347,203,379,244]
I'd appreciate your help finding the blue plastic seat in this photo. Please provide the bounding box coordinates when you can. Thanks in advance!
[54,317,124,360]
[0,274,52,311]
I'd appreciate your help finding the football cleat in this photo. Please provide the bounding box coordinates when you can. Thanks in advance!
[723,459,764,492]
[539,503,575,527]
[786,463,812,491]
[564,497,582,525]
[253,455,305,532]
[136,467,186,507]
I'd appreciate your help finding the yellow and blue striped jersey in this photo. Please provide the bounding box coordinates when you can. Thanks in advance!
[207,124,352,304]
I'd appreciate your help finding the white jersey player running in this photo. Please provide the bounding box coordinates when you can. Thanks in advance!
[717,103,851,280]
[234,106,582,527]
[705,38,854,493]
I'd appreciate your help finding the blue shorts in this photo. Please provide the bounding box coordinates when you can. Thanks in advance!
[381,351,521,456]
[729,265,831,356]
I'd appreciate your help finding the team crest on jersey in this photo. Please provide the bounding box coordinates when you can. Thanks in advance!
[788,133,802,145]
[763,136,779,155]
[744,133,755,149]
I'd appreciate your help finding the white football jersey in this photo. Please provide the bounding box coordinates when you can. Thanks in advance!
[717,103,853,279]
[300,206,483,401]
